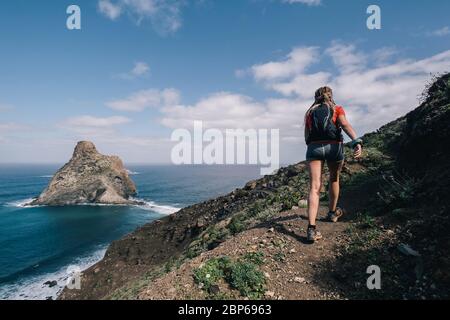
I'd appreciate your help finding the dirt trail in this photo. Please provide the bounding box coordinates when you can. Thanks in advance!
[137,206,351,300]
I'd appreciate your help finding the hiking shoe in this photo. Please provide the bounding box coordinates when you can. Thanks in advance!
[327,207,344,223]
[307,227,323,242]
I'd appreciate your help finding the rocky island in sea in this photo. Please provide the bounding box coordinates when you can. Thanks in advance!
[29,141,139,206]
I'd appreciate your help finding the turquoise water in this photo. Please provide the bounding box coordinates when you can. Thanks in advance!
[0,164,262,300]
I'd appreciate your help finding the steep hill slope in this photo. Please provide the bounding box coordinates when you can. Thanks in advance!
[60,74,450,300]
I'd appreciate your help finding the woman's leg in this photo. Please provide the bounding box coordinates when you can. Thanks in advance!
[327,160,344,212]
[307,160,324,226]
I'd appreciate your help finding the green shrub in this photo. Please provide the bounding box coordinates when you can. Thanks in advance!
[243,251,264,266]
[273,251,286,262]
[193,255,266,299]
[228,215,247,235]
[193,257,232,291]
[247,202,264,218]
[356,212,376,229]
[228,261,266,299]
[186,226,230,258]
[376,172,417,208]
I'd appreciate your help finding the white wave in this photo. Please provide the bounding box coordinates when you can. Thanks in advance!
[0,246,107,300]
[5,198,180,215]
[133,198,180,215]
[126,170,140,175]
[5,198,36,208]
[38,175,53,178]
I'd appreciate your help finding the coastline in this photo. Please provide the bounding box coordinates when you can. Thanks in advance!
[0,199,180,300]
[0,245,107,300]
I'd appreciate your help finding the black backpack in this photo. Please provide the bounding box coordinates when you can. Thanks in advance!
[306,103,343,144]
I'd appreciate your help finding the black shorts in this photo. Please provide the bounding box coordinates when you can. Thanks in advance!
[306,143,344,162]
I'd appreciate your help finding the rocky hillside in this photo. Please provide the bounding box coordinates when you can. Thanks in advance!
[60,74,450,300]
[30,141,138,206]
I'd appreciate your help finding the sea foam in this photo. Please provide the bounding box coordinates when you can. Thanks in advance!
[132,198,180,215]
[0,246,107,300]
[5,198,180,215]
[5,198,36,208]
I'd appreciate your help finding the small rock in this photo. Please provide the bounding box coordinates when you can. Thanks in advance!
[45,296,53,301]
[289,248,297,254]
[167,288,176,294]
[265,291,275,298]
[209,285,220,295]
[294,277,306,284]
[264,272,271,279]
[268,227,275,233]
[291,206,299,210]
[44,280,58,288]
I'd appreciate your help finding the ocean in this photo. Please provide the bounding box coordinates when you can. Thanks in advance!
[0,164,262,300]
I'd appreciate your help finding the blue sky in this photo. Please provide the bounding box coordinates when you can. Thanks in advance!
[0,0,449,164]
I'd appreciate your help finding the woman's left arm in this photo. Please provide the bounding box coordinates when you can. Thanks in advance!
[337,114,357,141]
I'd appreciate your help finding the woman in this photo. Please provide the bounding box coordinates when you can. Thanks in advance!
[304,87,362,242]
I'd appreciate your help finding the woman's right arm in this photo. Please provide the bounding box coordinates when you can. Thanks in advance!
[337,114,362,159]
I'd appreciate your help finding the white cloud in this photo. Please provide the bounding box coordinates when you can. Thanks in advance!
[373,47,399,66]
[106,88,180,112]
[61,116,132,139]
[163,43,450,162]
[161,92,267,129]
[160,92,311,148]
[64,116,131,127]
[97,0,184,35]
[248,43,450,138]
[325,41,367,74]
[250,47,319,81]
[116,61,150,79]
[281,0,321,6]
[131,62,150,76]
[428,26,450,37]
[98,0,122,20]
[269,72,331,97]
